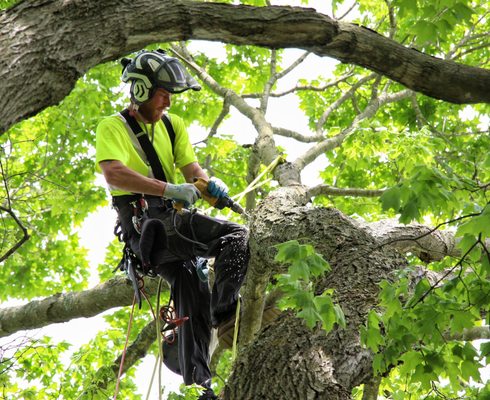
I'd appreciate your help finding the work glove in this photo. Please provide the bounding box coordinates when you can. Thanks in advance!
[207,177,229,198]
[163,183,200,206]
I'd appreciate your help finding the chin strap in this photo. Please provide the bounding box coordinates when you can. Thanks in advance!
[129,103,147,122]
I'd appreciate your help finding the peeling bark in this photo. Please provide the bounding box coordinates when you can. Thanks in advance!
[1,0,489,133]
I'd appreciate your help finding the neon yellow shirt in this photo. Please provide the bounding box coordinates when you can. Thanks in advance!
[95,112,197,196]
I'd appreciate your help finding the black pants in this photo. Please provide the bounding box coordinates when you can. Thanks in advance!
[115,199,249,385]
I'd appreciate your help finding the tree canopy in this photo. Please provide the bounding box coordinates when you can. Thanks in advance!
[0,0,489,399]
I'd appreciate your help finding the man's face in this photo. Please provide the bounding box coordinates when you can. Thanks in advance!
[139,88,172,123]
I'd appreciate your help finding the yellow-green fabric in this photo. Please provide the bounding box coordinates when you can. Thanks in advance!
[95,112,197,196]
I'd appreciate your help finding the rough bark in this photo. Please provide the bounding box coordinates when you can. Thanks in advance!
[224,187,409,399]
[1,0,489,133]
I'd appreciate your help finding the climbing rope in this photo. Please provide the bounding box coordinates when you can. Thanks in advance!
[156,277,164,400]
[113,294,137,400]
[231,299,241,362]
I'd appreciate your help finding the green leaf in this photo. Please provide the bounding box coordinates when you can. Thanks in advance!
[452,2,475,21]
[307,253,331,276]
[289,260,311,281]
[371,353,383,375]
[333,304,346,328]
[381,186,401,211]
[412,363,439,390]
[274,240,303,263]
[399,199,421,223]
[400,351,424,376]
[450,310,476,334]
[424,351,445,372]
[362,311,385,352]
[292,290,315,310]
[461,360,481,382]
[481,342,490,363]
[314,295,336,331]
[412,21,438,45]
[297,306,321,329]
[482,253,490,275]
[457,206,490,238]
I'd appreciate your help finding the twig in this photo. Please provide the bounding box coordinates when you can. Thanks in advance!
[335,1,357,21]
[408,234,481,308]
[0,206,30,262]
[377,211,483,251]
[208,97,231,139]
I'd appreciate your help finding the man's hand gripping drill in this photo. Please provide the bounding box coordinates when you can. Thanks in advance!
[172,177,245,215]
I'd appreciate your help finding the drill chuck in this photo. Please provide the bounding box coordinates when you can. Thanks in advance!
[189,178,245,215]
[215,196,245,215]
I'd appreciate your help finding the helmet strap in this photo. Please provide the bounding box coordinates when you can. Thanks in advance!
[129,103,149,124]
[129,103,157,139]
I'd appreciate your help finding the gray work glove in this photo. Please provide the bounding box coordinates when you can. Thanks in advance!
[163,183,200,206]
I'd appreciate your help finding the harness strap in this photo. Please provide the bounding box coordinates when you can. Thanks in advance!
[119,109,176,183]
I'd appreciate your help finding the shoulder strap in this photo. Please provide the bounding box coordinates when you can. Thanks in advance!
[120,109,168,182]
[161,114,176,153]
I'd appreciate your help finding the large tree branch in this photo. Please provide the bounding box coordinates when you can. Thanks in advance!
[1,0,489,133]
[227,190,404,399]
[308,185,385,198]
[0,275,163,338]
[364,218,486,262]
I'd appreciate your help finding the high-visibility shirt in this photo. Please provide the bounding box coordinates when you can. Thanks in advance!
[95,112,197,196]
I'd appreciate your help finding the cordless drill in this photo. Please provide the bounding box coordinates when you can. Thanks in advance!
[175,178,245,215]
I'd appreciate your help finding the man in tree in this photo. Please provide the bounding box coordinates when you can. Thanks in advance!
[95,49,249,399]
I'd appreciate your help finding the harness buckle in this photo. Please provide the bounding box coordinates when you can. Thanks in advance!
[139,197,148,213]
[130,199,147,234]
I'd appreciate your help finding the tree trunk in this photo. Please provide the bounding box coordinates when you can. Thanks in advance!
[224,187,407,399]
[1,0,489,133]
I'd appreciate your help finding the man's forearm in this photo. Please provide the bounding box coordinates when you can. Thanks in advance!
[99,160,166,196]
[180,161,209,183]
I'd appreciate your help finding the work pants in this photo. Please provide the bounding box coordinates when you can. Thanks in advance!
[114,198,249,386]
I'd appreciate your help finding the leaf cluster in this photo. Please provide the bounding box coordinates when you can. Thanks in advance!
[0,61,124,300]
[360,236,490,397]
[272,240,346,332]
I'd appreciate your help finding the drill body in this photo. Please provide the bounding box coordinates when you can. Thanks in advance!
[175,178,245,215]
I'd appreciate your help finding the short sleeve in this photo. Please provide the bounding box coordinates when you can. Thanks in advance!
[95,117,131,173]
